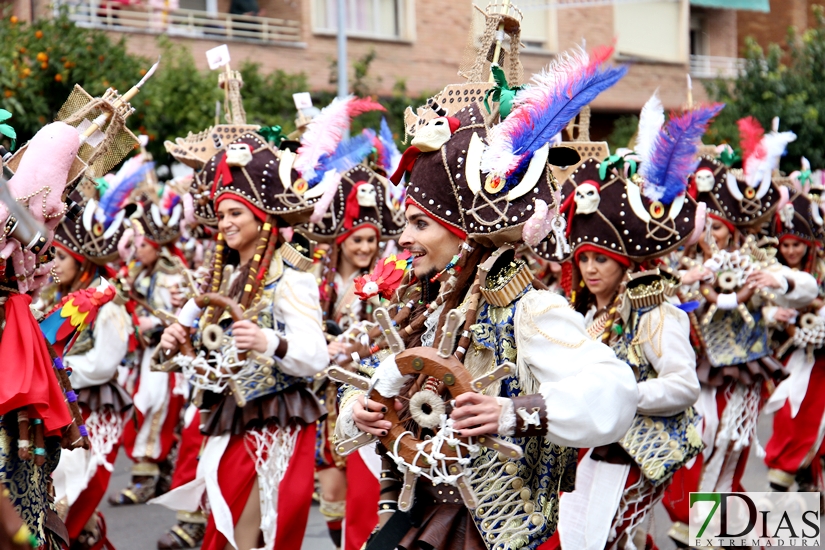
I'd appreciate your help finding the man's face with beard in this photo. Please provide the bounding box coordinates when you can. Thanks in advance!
[398,204,463,280]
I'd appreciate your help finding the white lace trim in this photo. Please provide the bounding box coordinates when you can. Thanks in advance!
[497,397,516,437]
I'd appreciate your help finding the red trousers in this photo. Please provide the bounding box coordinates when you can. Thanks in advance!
[201,423,316,550]
[344,451,379,550]
[170,413,204,490]
[64,443,121,541]
[765,362,825,476]
[122,374,184,463]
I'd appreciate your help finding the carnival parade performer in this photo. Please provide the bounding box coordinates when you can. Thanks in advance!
[762,169,825,493]
[47,191,134,549]
[304,158,405,550]
[551,100,717,550]
[662,117,819,545]
[0,64,153,543]
[151,126,330,550]
[332,44,640,550]
[112,191,188,506]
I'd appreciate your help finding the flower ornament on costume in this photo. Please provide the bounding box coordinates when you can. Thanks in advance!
[353,250,412,300]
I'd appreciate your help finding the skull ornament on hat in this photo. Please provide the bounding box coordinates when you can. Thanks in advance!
[301,164,405,243]
[771,183,825,246]
[190,132,319,227]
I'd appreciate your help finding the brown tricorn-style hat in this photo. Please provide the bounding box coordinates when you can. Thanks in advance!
[189,131,321,227]
[564,157,702,263]
[128,192,183,247]
[771,183,825,245]
[301,164,405,243]
[691,154,781,229]
[394,102,580,248]
[54,190,133,265]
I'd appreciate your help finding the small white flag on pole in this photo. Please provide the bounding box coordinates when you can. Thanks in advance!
[292,92,313,110]
[205,45,231,70]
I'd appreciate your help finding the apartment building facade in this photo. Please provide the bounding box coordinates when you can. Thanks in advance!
[8,0,773,117]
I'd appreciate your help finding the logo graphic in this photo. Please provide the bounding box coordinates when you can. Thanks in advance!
[689,492,820,547]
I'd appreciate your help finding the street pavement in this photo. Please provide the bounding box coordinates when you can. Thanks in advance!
[101,414,785,550]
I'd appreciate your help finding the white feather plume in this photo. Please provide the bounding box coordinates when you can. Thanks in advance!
[745,130,796,187]
[635,91,664,163]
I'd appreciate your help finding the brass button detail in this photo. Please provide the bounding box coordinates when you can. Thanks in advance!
[412,357,424,371]
[512,478,523,490]
[504,463,517,475]
[524,502,535,514]
[443,373,455,386]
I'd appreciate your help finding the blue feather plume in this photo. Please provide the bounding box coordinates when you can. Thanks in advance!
[640,103,724,204]
[307,130,376,185]
[378,117,401,173]
[481,47,628,191]
[100,162,154,225]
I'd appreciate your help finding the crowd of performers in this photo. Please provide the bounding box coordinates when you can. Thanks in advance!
[1,14,825,550]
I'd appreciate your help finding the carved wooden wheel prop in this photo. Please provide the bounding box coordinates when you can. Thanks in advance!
[328,310,522,512]
[171,292,275,407]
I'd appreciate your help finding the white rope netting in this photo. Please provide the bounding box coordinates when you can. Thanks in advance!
[86,409,124,473]
[723,382,761,453]
[245,424,300,550]
[608,475,664,550]
[173,346,245,395]
[794,316,825,349]
[386,412,481,487]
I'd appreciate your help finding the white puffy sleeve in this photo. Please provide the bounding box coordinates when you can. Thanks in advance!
[768,265,818,309]
[269,268,328,377]
[514,290,638,448]
[634,303,700,416]
[64,302,132,389]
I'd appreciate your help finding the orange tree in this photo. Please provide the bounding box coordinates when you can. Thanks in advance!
[0,9,145,149]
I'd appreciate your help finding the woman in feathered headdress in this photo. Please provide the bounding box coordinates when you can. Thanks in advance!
[152,126,331,550]
[110,186,188,509]
[660,117,820,546]
[762,168,825,494]
[551,102,717,550]
[45,191,134,550]
[300,158,406,550]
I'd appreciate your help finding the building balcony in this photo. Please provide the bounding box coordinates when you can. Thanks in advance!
[689,54,745,79]
[54,0,304,46]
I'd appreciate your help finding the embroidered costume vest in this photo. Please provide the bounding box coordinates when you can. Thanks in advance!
[612,304,703,485]
[466,292,578,549]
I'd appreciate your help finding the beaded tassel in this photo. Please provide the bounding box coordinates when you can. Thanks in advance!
[240,218,273,309]
[204,233,225,326]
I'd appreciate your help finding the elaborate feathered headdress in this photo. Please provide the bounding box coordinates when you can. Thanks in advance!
[294,96,385,185]
[480,45,627,192]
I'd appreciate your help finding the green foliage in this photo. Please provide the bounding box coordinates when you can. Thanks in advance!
[606,114,639,153]
[0,8,144,148]
[705,5,825,172]
[0,12,428,166]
